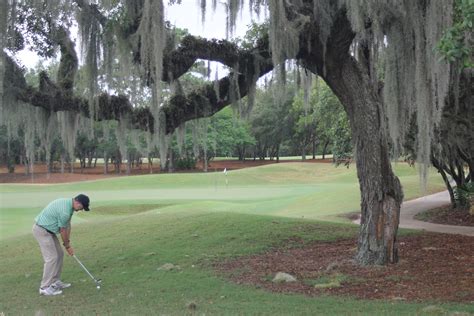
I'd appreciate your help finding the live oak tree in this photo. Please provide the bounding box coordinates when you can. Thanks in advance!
[1,0,470,265]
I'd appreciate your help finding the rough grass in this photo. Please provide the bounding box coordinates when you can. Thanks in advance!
[1,212,472,315]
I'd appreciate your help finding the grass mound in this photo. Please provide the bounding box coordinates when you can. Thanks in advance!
[86,204,166,216]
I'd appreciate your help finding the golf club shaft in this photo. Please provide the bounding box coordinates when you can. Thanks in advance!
[73,255,98,282]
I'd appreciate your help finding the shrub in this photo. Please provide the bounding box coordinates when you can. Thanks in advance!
[454,183,474,210]
[175,157,197,170]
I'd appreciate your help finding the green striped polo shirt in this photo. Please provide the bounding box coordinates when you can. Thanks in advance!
[35,198,74,234]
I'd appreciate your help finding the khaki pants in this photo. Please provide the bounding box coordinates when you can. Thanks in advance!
[32,224,64,288]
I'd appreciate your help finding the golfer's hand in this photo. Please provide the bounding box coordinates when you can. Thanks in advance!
[66,246,74,256]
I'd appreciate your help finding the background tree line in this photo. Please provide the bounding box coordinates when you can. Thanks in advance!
[0,60,352,174]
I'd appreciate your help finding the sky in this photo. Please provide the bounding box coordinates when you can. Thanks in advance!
[17,1,265,70]
[167,1,264,40]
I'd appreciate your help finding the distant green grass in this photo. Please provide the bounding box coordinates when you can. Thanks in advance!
[0,163,446,239]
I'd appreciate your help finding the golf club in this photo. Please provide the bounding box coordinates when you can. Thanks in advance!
[73,254,102,290]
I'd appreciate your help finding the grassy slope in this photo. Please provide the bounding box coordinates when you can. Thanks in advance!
[0,163,446,239]
[2,163,471,314]
[1,211,472,315]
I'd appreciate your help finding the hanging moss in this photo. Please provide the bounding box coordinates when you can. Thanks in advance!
[268,0,308,67]
[35,107,57,174]
[57,111,79,171]
[137,0,165,122]
[0,0,9,99]
[175,123,186,156]
[311,0,454,190]
[115,115,129,166]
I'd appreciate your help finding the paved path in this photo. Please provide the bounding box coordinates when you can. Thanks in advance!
[354,191,474,236]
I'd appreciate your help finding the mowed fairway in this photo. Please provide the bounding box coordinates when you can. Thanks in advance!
[0,163,446,239]
[1,163,472,315]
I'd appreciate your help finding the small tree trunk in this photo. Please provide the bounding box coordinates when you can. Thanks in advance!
[322,140,329,160]
[70,156,74,173]
[23,156,28,175]
[276,144,280,163]
[301,141,306,161]
[60,154,65,174]
[87,153,93,168]
[168,150,174,173]
[431,156,456,208]
[104,152,108,175]
[148,156,153,174]
[116,155,121,174]
[203,149,208,172]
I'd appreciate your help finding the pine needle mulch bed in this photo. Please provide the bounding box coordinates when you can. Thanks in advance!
[415,205,474,227]
[215,233,474,303]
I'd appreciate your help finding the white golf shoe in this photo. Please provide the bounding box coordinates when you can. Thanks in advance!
[52,280,71,289]
[39,285,62,296]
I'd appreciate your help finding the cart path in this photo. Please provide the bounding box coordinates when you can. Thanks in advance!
[354,191,474,236]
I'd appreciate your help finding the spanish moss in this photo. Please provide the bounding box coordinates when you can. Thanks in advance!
[57,111,79,172]
[312,0,454,190]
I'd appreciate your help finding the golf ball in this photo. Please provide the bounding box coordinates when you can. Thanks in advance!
[97,286,100,289]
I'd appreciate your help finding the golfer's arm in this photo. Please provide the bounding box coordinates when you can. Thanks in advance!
[67,223,71,241]
[60,226,71,248]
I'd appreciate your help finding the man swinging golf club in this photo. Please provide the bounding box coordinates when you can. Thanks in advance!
[32,194,91,296]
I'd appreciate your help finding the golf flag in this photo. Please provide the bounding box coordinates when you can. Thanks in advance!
[223,168,228,187]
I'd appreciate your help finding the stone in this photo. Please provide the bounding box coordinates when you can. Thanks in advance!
[272,272,297,283]
[421,305,445,315]
[157,263,181,271]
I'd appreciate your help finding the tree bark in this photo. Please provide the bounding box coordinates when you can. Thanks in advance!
[325,56,403,265]
[437,162,456,208]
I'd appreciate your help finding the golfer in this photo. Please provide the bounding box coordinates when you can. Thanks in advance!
[32,194,91,296]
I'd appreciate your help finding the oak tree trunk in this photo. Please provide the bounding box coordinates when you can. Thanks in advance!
[326,57,403,265]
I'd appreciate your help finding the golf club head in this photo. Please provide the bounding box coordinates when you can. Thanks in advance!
[95,279,102,290]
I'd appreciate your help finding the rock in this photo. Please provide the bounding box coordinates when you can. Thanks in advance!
[390,297,406,301]
[187,301,197,310]
[157,263,181,271]
[314,281,341,289]
[421,305,445,315]
[272,272,297,283]
[325,261,341,273]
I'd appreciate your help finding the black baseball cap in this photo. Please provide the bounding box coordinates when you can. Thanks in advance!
[75,194,90,211]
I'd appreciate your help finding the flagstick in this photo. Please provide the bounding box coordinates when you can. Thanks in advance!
[224,167,228,188]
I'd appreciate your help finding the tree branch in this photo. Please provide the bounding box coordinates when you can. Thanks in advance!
[4,29,274,134]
